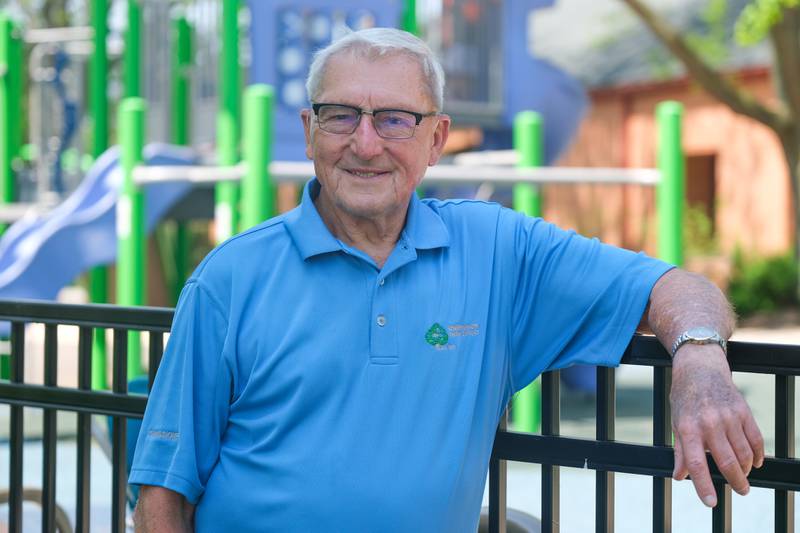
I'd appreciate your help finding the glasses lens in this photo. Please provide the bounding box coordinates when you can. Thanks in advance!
[374,110,417,139]
[317,105,360,134]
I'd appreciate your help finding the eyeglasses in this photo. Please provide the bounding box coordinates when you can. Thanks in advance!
[312,103,437,139]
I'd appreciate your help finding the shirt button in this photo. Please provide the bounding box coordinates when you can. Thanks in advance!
[376,315,387,327]
[378,278,385,286]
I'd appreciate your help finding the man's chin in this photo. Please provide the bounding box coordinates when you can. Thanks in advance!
[336,198,405,221]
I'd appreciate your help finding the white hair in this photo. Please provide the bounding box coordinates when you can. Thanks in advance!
[305,27,446,111]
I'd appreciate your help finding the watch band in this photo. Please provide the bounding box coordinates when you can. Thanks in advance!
[670,327,727,357]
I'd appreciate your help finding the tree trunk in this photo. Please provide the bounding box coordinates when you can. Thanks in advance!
[785,138,800,299]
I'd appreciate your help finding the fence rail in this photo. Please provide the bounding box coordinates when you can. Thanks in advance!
[0,299,797,533]
[489,336,799,533]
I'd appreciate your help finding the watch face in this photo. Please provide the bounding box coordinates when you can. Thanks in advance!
[687,327,717,340]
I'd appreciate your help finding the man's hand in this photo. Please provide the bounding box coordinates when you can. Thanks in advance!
[669,344,765,507]
[643,268,765,507]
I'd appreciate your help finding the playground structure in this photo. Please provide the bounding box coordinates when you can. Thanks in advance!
[2,2,688,430]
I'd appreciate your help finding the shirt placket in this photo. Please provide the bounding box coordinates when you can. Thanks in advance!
[369,237,416,364]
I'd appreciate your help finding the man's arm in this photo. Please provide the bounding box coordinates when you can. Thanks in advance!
[134,485,196,532]
[642,268,765,507]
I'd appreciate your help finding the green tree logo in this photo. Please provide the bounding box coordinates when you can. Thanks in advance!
[425,323,449,346]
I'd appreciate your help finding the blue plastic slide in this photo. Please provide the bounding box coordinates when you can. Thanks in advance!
[0,143,197,303]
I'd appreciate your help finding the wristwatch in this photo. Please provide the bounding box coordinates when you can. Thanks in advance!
[670,327,727,357]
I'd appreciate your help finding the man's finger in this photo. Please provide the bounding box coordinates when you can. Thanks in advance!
[743,415,765,468]
[727,423,754,478]
[708,430,750,496]
[678,430,717,507]
[672,436,688,481]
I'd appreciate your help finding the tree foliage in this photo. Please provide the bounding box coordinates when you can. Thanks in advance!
[620,0,800,270]
[736,0,800,43]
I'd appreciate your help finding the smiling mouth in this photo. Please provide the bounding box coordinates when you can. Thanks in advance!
[346,169,389,178]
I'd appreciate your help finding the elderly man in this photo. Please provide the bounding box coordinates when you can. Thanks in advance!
[130,27,763,532]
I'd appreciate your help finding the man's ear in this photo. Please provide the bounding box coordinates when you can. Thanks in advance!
[428,114,451,166]
[301,109,314,160]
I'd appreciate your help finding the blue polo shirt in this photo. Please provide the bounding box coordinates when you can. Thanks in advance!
[130,179,671,532]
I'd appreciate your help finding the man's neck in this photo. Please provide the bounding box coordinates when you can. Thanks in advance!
[314,194,407,269]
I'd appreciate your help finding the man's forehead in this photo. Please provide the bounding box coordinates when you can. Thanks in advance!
[316,50,431,108]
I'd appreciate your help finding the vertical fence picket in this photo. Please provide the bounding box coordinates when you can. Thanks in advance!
[653,366,672,533]
[774,374,795,533]
[148,330,163,391]
[711,481,731,533]
[112,328,129,533]
[76,326,93,531]
[9,321,25,533]
[596,367,615,533]
[42,324,58,532]
[541,370,560,533]
[488,410,508,533]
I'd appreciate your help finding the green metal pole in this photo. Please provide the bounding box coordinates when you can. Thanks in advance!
[656,101,685,267]
[122,1,142,377]
[0,14,15,235]
[9,20,22,174]
[171,16,191,146]
[215,0,240,243]
[241,84,274,230]
[92,0,109,156]
[117,98,147,378]
[512,111,543,218]
[124,0,141,98]
[171,16,192,304]
[90,0,110,389]
[401,0,418,35]
[511,110,544,433]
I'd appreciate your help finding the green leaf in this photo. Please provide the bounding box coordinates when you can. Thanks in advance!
[425,323,449,346]
[735,0,799,45]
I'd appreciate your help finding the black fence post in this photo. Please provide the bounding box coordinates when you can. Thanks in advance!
[76,326,93,531]
[541,371,560,533]
[775,374,795,533]
[596,366,615,533]
[489,410,508,533]
[652,365,672,533]
[42,324,58,532]
[9,321,25,533]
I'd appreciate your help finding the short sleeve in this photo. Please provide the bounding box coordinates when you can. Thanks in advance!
[502,210,673,393]
[128,279,232,503]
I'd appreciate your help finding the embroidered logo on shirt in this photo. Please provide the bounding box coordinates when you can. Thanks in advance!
[425,323,449,346]
[425,322,480,351]
[148,430,179,440]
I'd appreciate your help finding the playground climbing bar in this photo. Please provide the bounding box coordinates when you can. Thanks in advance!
[215,0,241,243]
[0,14,22,235]
[241,84,275,230]
[171,16,192,147]
[657,101,685,267]
[513,110,544,217]
[117,98,147,378]
[90,0,110,389]
[91,0,109,157]
[125,0,141,97]
[134,162,661,187]
[511,110,544,434]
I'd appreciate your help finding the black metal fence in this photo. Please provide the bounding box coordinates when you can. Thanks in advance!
[0,299,797,533]
[0,299,172,533]
[489,336,799,533]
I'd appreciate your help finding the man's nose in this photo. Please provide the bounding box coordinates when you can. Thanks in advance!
[349,114,384,159]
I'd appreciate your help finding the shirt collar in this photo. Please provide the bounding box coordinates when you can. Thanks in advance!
[285,178,450,260]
